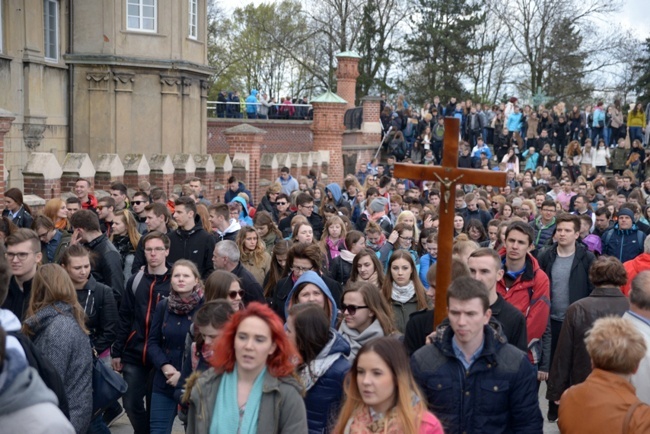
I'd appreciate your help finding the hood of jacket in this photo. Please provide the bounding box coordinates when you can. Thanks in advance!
[0,308,21,333]
[218,219,241,236]
[230,196,250,218]
[285,271,338,328]
[0,349,59,415]
[321,329,351,359]
[326,183,343,203]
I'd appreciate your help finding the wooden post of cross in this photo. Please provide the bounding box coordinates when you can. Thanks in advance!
[393,117,507,328]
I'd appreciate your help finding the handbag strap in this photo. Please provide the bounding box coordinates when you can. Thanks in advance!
[623,402,644,434]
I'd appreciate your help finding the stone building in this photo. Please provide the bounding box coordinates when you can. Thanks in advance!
[0,0,212,188]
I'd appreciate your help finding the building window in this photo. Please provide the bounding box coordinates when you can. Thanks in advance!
[188,0,198,39]
[43,0,59,61]
[127,0,156,32]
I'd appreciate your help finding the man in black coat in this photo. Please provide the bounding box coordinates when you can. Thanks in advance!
[70,210,124,305]
[278,192,324,239]
[212,241,265,305]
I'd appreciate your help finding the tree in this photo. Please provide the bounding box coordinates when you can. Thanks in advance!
[634,38,650,106]
[400,0,490,104]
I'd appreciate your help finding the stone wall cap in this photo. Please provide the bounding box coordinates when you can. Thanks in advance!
[173,154,197,173]
[212,154,233,172]
[260,153,278,169]
[0,108,15,118]
[361,95,383,101]
[193,154,215,172]
[232,153,250,170]
[149,154,175,174]
[23,153,63,179]
[311,91,347,104]
[336,51,361,59]
[95,154,125,176]
[23,195,46,207]
[222,124,268,135]
[123,154,151,175]
[62,153,96,178]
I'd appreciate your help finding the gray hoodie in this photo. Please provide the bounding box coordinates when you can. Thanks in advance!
[0,348,74,434]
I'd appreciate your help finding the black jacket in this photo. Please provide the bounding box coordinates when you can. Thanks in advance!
[2,277,32,321]
[2,206,33,229]
[231,262,265,305]
[279,211,324,240]
[328,255,353,286]
[257,195,276,216]
[537,242,595,307]
[75,275,118,354]
[270,273,342,320]
[167,219,216,279]
[111,267,172,366]
[86,234,125,305]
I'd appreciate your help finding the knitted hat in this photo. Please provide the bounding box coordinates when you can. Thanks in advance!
[618,208,635,219]
[369,197,388,214]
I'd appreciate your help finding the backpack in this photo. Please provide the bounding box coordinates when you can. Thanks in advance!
[603,230,645,255]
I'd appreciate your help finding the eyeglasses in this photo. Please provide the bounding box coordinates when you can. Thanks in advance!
[132,200,147,205]
[36,231,50,240]
[341,304,369,315]
[300,205,314,210]
[291,265,313,274]
[5,252,36,261]
[145,247,167,253]
[276,201,287,206]
[228,290,245,300]
[96,206,105,211]
[399,236,413,242]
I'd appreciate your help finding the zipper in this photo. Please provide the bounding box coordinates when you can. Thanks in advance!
[142,277,156,365]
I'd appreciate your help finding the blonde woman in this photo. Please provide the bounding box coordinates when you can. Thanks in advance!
[236,226,271,285]
[111,209,142,282]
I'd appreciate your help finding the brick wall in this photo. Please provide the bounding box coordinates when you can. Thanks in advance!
[207,119,313,155]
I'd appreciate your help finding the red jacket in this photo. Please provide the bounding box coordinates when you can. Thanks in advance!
[81,194,98,211]
[497,252,550,364]
[622,253,650,295]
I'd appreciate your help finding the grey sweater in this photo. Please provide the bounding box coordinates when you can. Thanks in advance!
[24,302,93,434]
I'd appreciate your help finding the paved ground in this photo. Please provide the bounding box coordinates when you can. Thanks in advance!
[109,382,561,433]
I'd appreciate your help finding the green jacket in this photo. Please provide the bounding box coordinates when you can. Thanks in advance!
[186,368,308,434]
[610,147,630,171]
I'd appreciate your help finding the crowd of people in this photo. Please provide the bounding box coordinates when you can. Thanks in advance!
[2,95,650,433]
[213,89,312,120]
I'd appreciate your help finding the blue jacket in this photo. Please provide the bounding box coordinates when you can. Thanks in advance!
[411,322,543,434]
[325,183,350,210]
[601,224,645,263]
[224,181,252,205]
[245,89,258,114]
[303,331,351,434]
[419,254,436,289]
[522,149,539,171]
[592,107,605,128]
[285,271,339,328]
[147,298,203,396]
[506,112,523,133]
[230,196,253,227]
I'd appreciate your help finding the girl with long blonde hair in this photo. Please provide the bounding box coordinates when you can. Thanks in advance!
[236,226,271,285]
[111,209,141,282]
[332,337,443,434]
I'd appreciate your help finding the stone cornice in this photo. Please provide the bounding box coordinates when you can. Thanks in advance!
[64,54,214,77]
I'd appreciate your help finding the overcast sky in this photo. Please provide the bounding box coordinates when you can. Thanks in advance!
[217,0,650,38]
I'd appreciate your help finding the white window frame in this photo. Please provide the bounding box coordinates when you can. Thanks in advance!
[126,0,157,33]
[43,0,59,61]
[188,0,198,40]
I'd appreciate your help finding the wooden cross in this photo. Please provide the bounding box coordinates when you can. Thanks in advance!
[393,117,507,328]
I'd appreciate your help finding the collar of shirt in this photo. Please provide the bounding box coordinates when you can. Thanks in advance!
[627,310,650,328]
[452,336,485,370]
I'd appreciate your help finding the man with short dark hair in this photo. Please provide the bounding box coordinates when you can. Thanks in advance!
[70,210,124,304]
[110,182,129,211]
[208,203,240,243]
[593,207,613,237]
[187,178,210,206]
[497,221,550,366]
[74,178,97,211]
[412,276,543,433]
[530,199,557,251]
[2,229,42,320]
[224,176,252,204]
[33,215,71,264]
[278,192,324,239]
[130,191,150,234]
[65,196,81,217]
[97,196,116,235]
[112,231,172,434]
[168,197,216,279]
[276,167,299,195]
[462,193,491,228]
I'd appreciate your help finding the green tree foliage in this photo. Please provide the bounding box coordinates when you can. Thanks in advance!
[399,0,491,104]
[634,38,650,106]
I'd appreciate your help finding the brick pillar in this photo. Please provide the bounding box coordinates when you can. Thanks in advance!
[149,154,175,197]
[288,153,303,178]
[0,110,15,211]
[300,152,312,178]
[61,153,96,194]
[193,155,216,203]
[22,153,63,200]
[361,96,383,145]
[212,153,233,203]
[94,154,125,191]
[260,154,279,185]
[311,91,347,186]
[223,124,267,204]
[172,154,197,187]
[336,52,361,111]
[123,154,151,190]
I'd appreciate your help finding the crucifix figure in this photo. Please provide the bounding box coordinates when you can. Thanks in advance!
[393,117,507,328]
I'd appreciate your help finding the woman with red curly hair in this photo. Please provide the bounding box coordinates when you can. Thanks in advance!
[185,302,307,434]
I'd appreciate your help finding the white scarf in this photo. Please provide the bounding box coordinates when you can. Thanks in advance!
[391,281,415,304]
[298,332,342,391]
[339,319,385,361]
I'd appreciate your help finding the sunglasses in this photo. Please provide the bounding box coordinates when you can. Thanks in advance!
[132,200,147,205]
[228,290,245,300]
[276,201,287,206]
[341,304,369,315]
